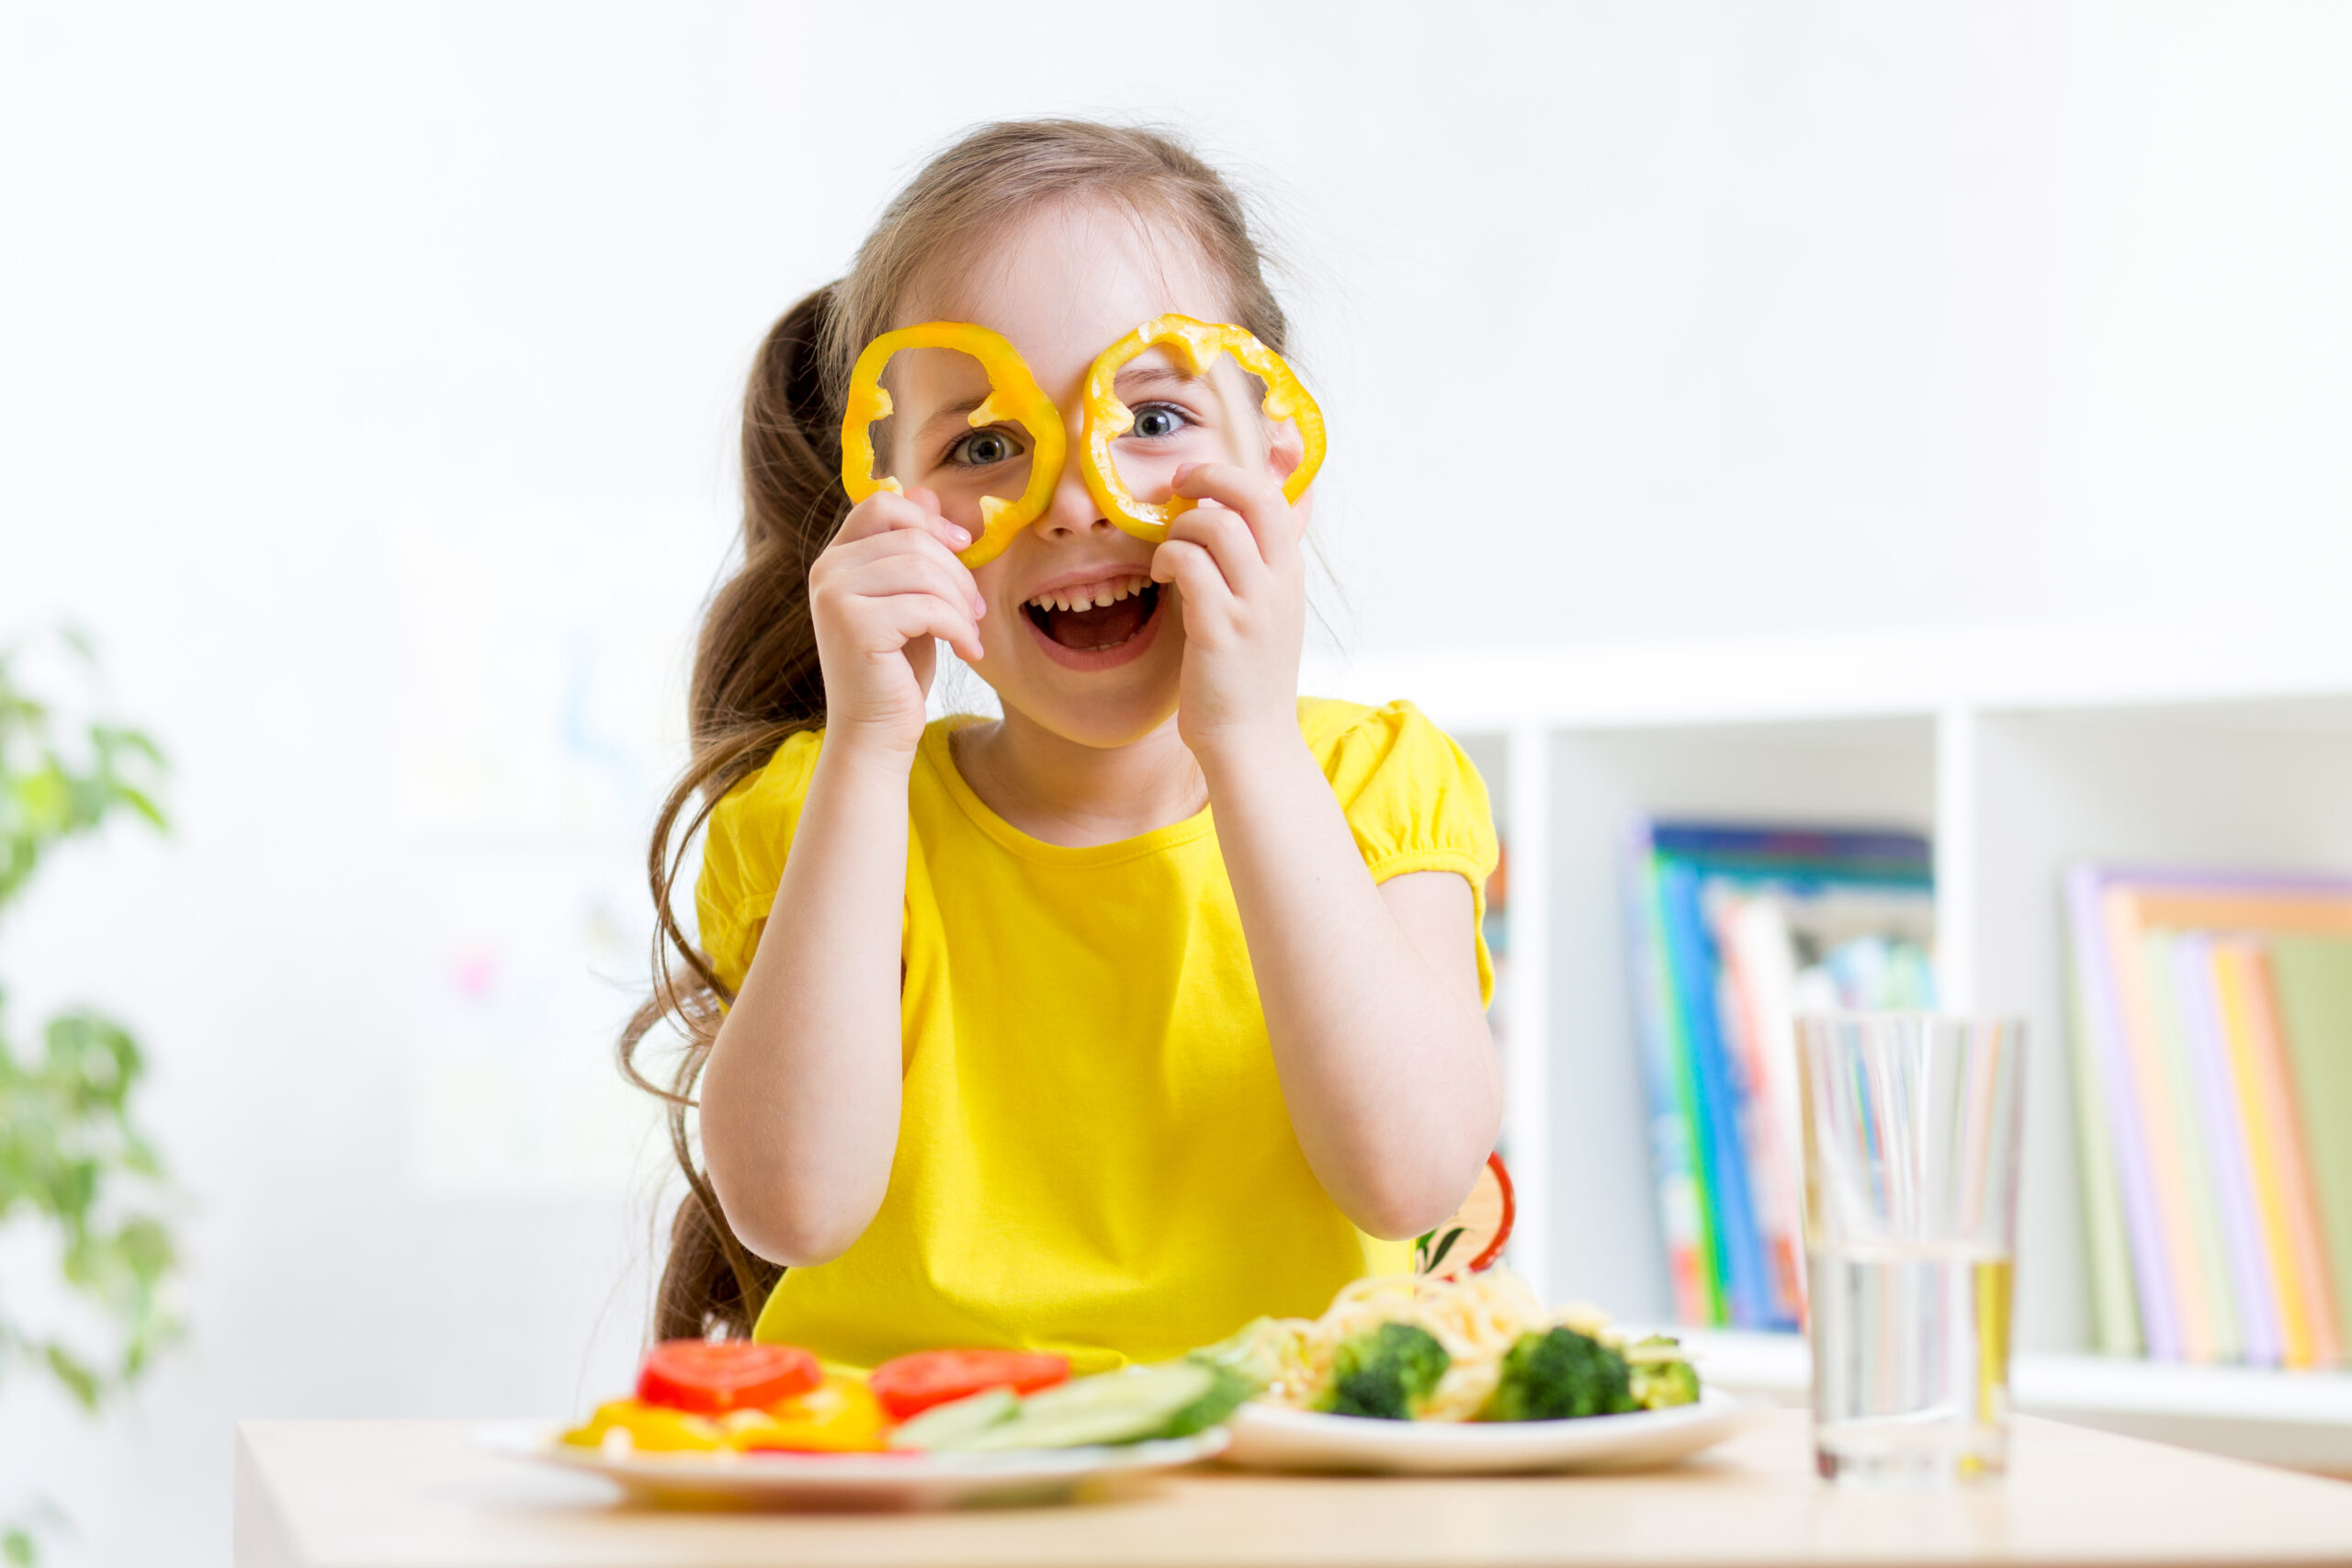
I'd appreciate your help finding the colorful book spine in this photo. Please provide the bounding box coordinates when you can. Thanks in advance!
[2171,931,2280,1365]
[2210,940,2324,1367]
[1622,826,1717,1324]
[2269,936,2352,1357]
[1661,859,1770,1327]
[2063,891,2145,1357]
[2233,942,2343,1364]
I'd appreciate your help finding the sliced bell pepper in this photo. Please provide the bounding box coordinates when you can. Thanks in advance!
[839,321,1069,569]
[560,1398,726,1452]
[719,1373,890,1453]
[1078,313,1326,543]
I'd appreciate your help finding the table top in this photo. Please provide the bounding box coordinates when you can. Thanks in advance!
[235,1411,2352,1568]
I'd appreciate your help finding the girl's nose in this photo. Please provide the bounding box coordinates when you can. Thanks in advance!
[1034,420,1112,539]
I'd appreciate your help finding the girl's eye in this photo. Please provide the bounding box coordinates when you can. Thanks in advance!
[1130,403,1190,439]
[948,428,1023,468]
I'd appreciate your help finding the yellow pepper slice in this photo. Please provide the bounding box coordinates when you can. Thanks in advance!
[839,321,1068,569]
[719,1373,889,1453]
[560,1398,726,1452]
[1079,314,1327,543]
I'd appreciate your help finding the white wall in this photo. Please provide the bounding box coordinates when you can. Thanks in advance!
[5,2,2352,1560]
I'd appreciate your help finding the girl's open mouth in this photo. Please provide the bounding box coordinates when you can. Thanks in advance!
[1021,573,1163,670]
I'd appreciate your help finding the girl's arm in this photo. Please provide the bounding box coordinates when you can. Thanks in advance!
[1151,468,1502,1241]
[699,491,985,1267]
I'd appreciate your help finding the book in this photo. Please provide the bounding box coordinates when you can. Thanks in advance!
[2170,931,2278,1364]
[2268,936,2352,1355]
[1625,821,1934,1331]
[2065,866,2170,1358]
[2210,939,2335,1368]
[2064,868,2352,1364]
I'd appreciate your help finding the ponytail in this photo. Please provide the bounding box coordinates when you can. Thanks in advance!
[620,283,849,1339]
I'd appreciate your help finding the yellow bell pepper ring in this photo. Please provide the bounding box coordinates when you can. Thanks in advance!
[1079,314,1328,543]
[560,1398,726,1453]
[839,321,1069,570]
[720,1373,890,1453]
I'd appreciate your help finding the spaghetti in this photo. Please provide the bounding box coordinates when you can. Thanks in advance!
[1227,1269,1620,1423]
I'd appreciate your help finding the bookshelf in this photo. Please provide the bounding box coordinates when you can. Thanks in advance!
[1305,619,2352,1467]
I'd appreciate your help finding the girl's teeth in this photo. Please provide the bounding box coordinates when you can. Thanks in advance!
[1029,574,1148,612]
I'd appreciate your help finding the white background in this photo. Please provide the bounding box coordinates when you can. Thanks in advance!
[5,2,2352,1561]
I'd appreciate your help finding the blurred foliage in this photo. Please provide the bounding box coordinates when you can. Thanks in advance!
[0,632,183,1562]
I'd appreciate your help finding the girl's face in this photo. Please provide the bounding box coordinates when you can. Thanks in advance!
[881,199,1302,750]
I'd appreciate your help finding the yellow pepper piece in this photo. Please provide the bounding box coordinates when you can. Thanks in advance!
[560,1399,726,1452]
[839,321,1069,570]
[1079,313,1327,543]
[721,1373,889,1453]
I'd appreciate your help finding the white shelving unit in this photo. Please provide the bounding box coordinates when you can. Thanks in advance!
[1306,619,2352,1470]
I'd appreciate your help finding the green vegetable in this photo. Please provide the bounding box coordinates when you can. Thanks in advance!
[1479,1326,1637,1421]
[1624,1335,1702,1410]
[1162,1360,1254,1438]
[886,1386,1017,1450]
[952,1360,1245,1451]
[1189,1318,1282,1396]
[1321,1322,1450,1421]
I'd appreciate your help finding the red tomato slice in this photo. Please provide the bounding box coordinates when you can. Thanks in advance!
[1416,1151,1518,1279]
[866,1349,1070,1421]
[635,1339,821,1415]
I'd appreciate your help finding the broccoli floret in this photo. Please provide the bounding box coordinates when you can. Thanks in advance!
[1624,1334,1702,1410]
[1321,1322,1451,1420]
[1480,1326,1638,1421]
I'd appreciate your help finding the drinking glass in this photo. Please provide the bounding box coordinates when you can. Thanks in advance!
[1796,1012,2026,1486]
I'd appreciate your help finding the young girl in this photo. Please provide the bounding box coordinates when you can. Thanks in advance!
[624,120,1501,1371]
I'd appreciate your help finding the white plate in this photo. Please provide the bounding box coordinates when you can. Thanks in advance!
[475,1421,1229,1510]
[1221,1385,1767,1475]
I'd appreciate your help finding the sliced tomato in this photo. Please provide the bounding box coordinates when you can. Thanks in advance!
[866,1349,1070,1421]
[635,1339,821,1415]
[1416,1151,1518,1279]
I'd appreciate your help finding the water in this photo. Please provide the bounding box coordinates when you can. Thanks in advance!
[1810,1241,2015,1485]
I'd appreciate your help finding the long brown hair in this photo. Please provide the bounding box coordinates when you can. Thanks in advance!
[619,119,1293,1341]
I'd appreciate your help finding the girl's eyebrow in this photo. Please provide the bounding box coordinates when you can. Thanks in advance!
[913,396,991,445]
[1115,364,1206,393]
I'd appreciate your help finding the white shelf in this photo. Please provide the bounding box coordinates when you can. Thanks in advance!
[1306,622,2352,1466]
[1680,1328,2352,1475]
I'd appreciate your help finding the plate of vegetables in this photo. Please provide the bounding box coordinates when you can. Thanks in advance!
[1203,1269,1765,1474]
[478,1340,1248,1508]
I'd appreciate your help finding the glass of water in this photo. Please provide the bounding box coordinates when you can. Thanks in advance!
[1796,1012,2025,1486]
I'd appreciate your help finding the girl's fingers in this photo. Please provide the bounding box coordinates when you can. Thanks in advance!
[832,485,975,557]
[876,589,984,665]
[832,549,986,628]
[822,527,986,618]
[1171,462,1298,567]
[1162,502,1263,599]
[1150,537,1232,621]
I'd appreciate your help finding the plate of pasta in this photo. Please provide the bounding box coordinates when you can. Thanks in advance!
[1200,1269,1766,1475]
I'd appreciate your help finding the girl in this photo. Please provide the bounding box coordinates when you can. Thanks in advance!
[623,120,1501,1371]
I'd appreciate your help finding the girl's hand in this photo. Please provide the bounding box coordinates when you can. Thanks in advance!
[808,488,986,759]
[1148,463,1307,765]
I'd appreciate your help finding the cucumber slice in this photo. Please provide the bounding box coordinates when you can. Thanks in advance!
[887,1386,1018,1451]
[957,1362,1217,1452]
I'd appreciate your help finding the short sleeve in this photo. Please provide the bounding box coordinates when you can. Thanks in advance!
[695,728,824,998]
[1303,698,1502,1004]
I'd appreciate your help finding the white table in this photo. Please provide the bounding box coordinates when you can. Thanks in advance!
[235,1410,2352,1566]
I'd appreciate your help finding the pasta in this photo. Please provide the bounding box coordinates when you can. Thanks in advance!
[1227,1269,1620,1423]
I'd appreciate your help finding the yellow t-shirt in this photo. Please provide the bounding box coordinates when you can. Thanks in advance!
[695,696,1498,1371]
